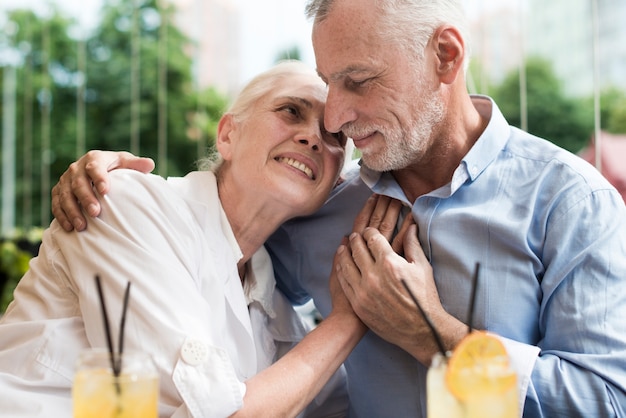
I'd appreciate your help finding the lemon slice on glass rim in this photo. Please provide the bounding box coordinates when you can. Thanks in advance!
[445,331,517,401]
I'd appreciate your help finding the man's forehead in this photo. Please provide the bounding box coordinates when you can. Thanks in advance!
[311,2,382,79]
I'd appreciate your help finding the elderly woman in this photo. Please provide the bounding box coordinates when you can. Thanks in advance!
[0,61,364,417]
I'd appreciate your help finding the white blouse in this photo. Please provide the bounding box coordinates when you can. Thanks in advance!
[0,170,347,417]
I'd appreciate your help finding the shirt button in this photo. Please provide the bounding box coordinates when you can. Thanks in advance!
[181,338,209,366]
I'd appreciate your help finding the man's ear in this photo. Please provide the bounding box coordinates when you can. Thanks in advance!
[216,113,236,161]
[432,26,465,85]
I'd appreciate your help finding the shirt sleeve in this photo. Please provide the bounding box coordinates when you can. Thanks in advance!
[57,170,246,417]
[0,234,89,417]
[522,188,626,417]
[500,336,540,416]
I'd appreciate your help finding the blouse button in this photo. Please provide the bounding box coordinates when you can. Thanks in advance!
[181,338,209,366]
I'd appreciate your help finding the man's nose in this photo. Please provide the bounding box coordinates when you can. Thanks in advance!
[324,87,357,135]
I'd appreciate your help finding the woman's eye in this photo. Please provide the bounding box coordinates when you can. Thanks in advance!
[281,105,299,117]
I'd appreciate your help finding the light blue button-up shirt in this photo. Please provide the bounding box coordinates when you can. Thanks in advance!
[266,96,626,417]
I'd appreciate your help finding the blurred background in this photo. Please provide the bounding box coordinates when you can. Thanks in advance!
[1,0,626,310]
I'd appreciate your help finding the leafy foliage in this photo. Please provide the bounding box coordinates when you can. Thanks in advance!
[82,0,199,174]
[1,0,228,229]
[594,87,626,134]
[0,229,42,312]
[275,45,302,62]
[490,57,594,153]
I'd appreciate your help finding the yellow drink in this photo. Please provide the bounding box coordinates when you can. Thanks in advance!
[73,350,158,418]
[427,353,464,418]
[427,333,519,418]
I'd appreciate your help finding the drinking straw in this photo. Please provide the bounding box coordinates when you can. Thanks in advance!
[95,275,117,378]
[94,275,131,396]
[116,282,132,375]
[400,279,447,357]
[467,262,481,334]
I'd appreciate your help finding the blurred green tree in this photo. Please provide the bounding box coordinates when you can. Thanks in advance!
[1,0,228,230]
[1,7,79,228]
[84,0,198,175]
[275,45,301,62]
[490,57,594,153]
[607,102,626,134]
[596,87,626,134]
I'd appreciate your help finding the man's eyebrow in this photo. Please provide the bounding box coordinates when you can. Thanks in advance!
[318,66,369,84]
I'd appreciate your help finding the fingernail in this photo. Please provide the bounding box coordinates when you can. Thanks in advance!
[72,218,85,230]
[87,204,98,217]
[95,182,106,194]
[337,244,346,254]
[349,232,358,241]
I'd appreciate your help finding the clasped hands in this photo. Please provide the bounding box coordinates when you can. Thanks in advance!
[332,194,467,366]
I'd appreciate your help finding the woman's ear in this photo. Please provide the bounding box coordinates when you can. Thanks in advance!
[216,113,236,161]
[432,25,465,85]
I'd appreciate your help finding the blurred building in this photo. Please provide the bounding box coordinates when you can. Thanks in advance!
[469,0,626,97]
[579,132,626,203]
[468,4,522,93]
[170,0,242,96]
[527,0,626,97]
[169,0,313,96]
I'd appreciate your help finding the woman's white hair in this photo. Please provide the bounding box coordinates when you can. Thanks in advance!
[198,60,319,173]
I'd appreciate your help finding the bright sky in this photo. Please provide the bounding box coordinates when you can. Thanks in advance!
[0,0,314,83]
[0,0,517,84]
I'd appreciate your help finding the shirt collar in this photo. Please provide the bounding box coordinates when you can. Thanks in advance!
[458,95,510,185]
[243,246,277,318]
[169,171,284,337]
[360,162,413,205]
[217,198,244,264]
[170,171,245,264]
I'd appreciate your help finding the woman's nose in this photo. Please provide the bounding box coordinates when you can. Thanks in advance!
[298,137,320,151]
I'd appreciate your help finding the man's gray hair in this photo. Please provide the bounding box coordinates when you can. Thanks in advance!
[305,0,470,64]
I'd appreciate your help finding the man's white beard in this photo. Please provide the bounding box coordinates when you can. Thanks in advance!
[361,89,444,172]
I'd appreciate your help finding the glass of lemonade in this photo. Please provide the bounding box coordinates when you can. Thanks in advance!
[73,349,159,418]
[427,352,465,418]
[427,332,519,418]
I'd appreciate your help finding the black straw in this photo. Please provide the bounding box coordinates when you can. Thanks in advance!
[95,275,131,399]
[401,279,447,357]
[467,262,481,335]
[116,281,132,375]
[95,275,117,377]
